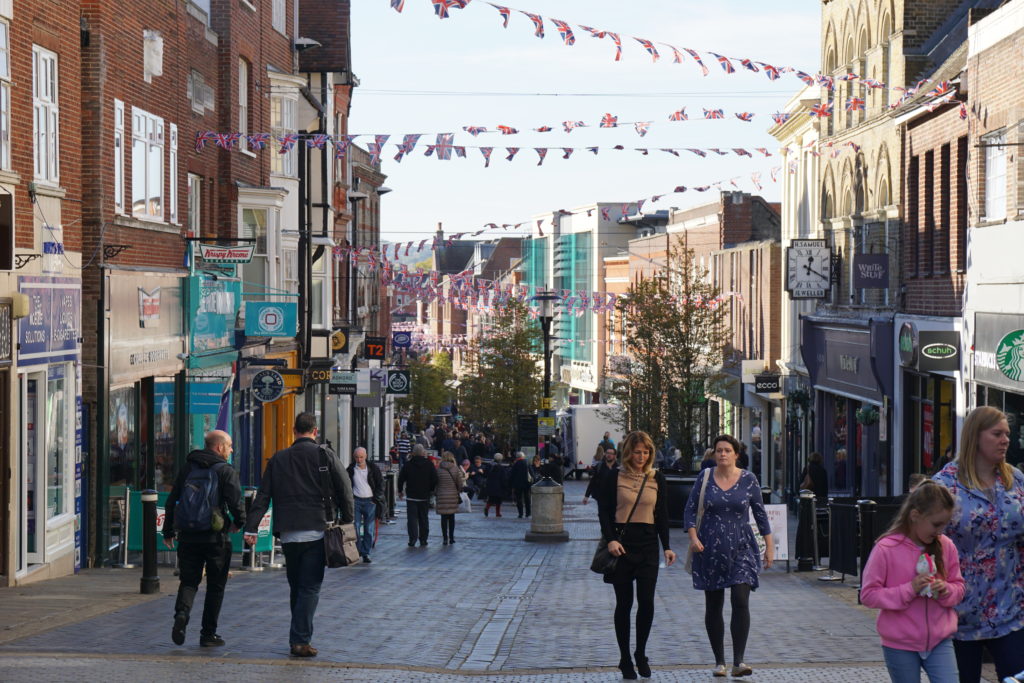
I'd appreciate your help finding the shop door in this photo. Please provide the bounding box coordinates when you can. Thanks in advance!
[18,372,44,568]
[0,369,8,575]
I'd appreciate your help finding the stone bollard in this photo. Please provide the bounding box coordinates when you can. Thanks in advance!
[524,477,569,543]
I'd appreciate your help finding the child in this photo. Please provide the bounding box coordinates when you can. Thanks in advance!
[861,480,965,683]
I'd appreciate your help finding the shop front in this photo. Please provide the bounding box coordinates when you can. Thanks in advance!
[0,297,14,581]
[99,270,185,564]
[895,319,962,488]
[801,316,894,497]
[972,312,1024,469]
[16,276,82,581]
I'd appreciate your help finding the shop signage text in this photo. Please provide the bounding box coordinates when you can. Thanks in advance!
[364,336,387,360]
[329,370,357,394]
[386,370,411,395]
[918,331,960,373]
[898,322,917,367]
[244,302,297,337]
[852,253,889,289]
[996,329,1024,382]
[18,276,82,363]
[753,373,780,393]
[251,369,285,403]
[199,244,255,263]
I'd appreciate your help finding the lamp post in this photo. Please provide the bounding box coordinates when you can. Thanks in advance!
[532,291,559,403]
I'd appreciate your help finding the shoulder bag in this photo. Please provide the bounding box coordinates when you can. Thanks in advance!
[319,446,360,568]
[684,468,712,574]
[590,472,650,576]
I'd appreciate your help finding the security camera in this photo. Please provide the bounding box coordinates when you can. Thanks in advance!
[293,37,322,52]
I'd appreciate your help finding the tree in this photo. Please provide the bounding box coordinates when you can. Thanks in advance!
[396,352,453,423]
[459,298,542,451]
[605,245,729,468]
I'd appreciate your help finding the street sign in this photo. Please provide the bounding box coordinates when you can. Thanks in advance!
[364,336,387,360]
[539,397,552,410]
[251,369,285,403]
[331,327,349,354]
[386,370,411,395]
[244,302,297,337]
[538,416,556,436]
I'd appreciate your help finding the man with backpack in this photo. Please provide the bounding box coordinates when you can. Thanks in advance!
[162,430,244,648]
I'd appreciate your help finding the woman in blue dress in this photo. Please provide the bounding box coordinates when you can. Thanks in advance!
[684,434,773,678]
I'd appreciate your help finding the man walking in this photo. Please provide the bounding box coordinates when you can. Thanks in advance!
[243,413,353,657]
[582,447,618,505]
[395,431,413,468]
[508,451,532,518]
[347,447,384,563]
[397,443,437,547]
[162,430,244,648]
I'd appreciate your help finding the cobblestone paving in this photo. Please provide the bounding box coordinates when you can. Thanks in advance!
[0,480,999,681]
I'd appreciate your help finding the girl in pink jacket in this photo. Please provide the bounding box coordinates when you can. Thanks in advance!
[861,480,965,683]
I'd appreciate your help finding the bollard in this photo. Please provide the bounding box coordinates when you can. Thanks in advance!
[818,498,843,582]
[524,477,569,543]
[795,491,817,571]
[140,490,160,594]
[240,488,263,572]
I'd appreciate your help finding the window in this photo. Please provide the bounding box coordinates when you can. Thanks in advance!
[312,251,326,327]
[0,20,9,171]
[189,0,211,24]
[984,131,1007,221]
[238,58,249,153]
[169,124,178,223]
[132,107,164,219]
[907,155,919,276]
[46,364,69,518]
[922,150,934,274]
[114,99,125,212]
[270,95,296,176]
[272,0,286,34]
[32,46,59,183]
[956,136,968,271]
[187,174,202,238]
[240,208,268,296]
[937,144,950,274]
[282,248,298,293]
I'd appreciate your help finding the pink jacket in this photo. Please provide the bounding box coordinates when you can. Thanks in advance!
[860,533,965,652]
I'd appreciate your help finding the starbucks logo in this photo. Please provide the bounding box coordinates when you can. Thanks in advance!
[996,329,1024,382]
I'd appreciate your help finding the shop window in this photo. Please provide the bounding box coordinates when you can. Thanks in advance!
[187,173,202,238]
[239,208,268,298]
[907,155,919,276]
[154,381,175,491]
[983,131,1007,222]
[109,386,139,489]
[830,394,849,491]
[45,365,71,518]
[936,144,950,274]
[238,58,250,153]
[32,45,59,184]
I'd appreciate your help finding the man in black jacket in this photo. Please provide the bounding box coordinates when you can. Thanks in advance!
[243,413,353,658]
[162,430,244,649]
[582,447,618,505]
[397,443,437,547]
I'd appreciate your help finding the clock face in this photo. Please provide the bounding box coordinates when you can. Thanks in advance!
[786,240,831,299]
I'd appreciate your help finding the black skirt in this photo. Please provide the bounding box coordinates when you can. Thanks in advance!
[604,523,661,584]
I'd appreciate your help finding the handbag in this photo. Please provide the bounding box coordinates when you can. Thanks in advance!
[590,473,650,576]
[317,445,360,568]
[684,468,712,574]
[458,491,472,513]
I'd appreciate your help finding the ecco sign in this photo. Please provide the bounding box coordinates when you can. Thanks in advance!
[753,373,780,394]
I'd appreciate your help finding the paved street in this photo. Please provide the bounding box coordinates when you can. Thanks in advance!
[0,480,999,682]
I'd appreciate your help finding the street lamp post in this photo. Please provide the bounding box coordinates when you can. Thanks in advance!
[532,292,558,403]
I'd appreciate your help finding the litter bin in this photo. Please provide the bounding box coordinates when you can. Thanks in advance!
[663,473,696,527]
[524,477,569,542]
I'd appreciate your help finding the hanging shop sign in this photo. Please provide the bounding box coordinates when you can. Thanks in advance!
[973,313,1024,391]
[852,253,889,289]
[108,272,184,383]
[251,369,285,403]
[917,331,960,373]
[364,336,387,360]
[392,331,412,348]
[198,243,255,264]
[244,301,297,337]
[188,274,241,355]
[386,370,411,395]
[753,373,780,393]
[329,370,357,395]
[898,322,918,367]
[331,327,350,354]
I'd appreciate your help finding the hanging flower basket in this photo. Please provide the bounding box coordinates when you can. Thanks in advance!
[787,388,811,412]
[855,406,879,426]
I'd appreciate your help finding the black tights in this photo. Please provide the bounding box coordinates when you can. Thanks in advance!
[613,577,657,662]
[704,584,751,666]
[440,514,455,541]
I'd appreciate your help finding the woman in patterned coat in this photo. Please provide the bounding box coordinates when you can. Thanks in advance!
[684,433,772,678]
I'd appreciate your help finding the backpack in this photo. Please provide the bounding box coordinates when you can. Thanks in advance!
[174,461,226,532]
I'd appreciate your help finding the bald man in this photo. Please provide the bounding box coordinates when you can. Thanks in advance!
[162,430,245,649]
[346,447,384,563]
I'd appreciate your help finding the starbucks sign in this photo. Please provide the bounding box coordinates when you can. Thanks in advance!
[996,330,1024,382]
[974,313,1024,392]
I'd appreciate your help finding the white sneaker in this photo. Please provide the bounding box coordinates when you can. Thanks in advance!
[731,663,753,677]
[712,664,727,677]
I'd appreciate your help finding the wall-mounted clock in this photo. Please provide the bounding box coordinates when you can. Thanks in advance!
[786,239,832,299]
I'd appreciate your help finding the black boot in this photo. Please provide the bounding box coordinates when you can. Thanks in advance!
[634,652,651,678]
[618,656,637,680]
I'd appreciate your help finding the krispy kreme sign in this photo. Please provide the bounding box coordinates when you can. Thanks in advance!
[199,244,255,263]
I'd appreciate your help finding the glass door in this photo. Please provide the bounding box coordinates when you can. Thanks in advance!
[19,372,44,568]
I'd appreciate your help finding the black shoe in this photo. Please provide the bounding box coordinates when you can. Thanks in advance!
[408,541,416,547]
[449,538,455,544]
[634,653,651,678]
[199,634,225,647]
[420,540,428,547]
[618,657,637,680]
[171,612,187,646]
[443,539,449,546]
[362,555,371,564]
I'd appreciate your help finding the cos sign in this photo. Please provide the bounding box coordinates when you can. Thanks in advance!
[753,373,780,394]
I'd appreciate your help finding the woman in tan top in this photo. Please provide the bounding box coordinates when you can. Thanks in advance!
[597,430,676,679]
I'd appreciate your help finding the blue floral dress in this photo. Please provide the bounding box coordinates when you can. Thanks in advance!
[932,462,1024,641]
[683,468,771,591]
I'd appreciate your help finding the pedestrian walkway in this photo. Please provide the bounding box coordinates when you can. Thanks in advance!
[0,479,999,682]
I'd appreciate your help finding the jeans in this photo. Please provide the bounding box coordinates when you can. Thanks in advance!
[513,487,531,517]
[282,539,325,646]
[883,638,958,683]
[953,627,1024,683]
[174,539,232,637]
[406,499,430,543]
[354,497,376,558]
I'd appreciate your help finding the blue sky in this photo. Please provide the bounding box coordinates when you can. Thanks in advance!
[349,1,821,243]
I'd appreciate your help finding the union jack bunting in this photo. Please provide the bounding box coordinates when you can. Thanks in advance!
[651,194,665,202]
[634,121,651,137]
[551,19,575,45]
[838,73,859,81]
[861,78,885,88]
[694,186,710,192]
[578,25,605,38]
[390,0,404,11]
[846,141,861,153]
[816,74,835,91]
[334,135,356,160]
[673,186,687,193]
[562,120,586,133]
[711,53,735,73]
[809,101,833,118]
[926,81,953,98]
[505,147,519,161]
[960,102,968,120]
[636,148,649,155]
[795,71,815,86]
[422,145,436,158]
[846,97,865,112]
[923,93,956,112]
[601,113,618,128]
[435,133,454,160]
[634,38,660,62]
[668,108,688,121]
[735,112,754,122]
[562,148,573,159]
[687,148,707,158]
[393,134,422,162]
[277,133,299,153]
[703,108,725,119]
[404,242,413,256]
[663,43,686,64]
[636,199,646,213]
[214,132,239,149]
[606,32,622,61]
[194,131,214,152]
[497,125,518,135]
[770,111,791,126]
[535,148,548,166]
[601,208,611,221]
[586,147,599,154]
[708,148,728,155]
[755,148,771,157]
[306,133,330,149]
[463,126,488,136]
[432,0,469,20]
[454,146,466,158]
[683,47,709,76]
[758,63,781,80]
[488,3,511,28]
[732,148,752,157]
[520,10,544,38]
[770,167,780,182]
[660,149,679,157]
[418,239,428,251]
[740,58,759,72]
[246,133,271,150]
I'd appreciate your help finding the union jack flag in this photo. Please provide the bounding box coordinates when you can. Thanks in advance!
[711,53,735,74]
[751,172,762,190]
[708,148,728,155]
[683,47,709,76]
[758,63,781,80]
[673,185,687,193]
[393,134,422,162]
[432,0,469,20]
[620,204,631,219]
[846,97,865,111]
[926,80,953,98]
[795,71,815,86]
[562,120,586,133]
[534,126,552,133]
[334,134,356,160]
[846,141,861,153]
[551,19,575,46]
[601,113,618,128]
[606,32,622,61]
[613,145,625,150]
[423,145,436,158]
[562,148,573,159]
[663,43,685,64]
[404,242,413,257]
[489,3,511,28]
[367,139,386,166]
[454,146,466,158]
[463,126,488,136]
[755,148,771,157]
[740,58,759,73]
[687,148,707,158]
[770,166,781,182]
[306,133,330,149]
[246,133,271,150]
[535,148,548,166]
[660,149,679,157]
[634,121,651,137]
[520,11,544,38]
[277,133,299,153]
[636,199,646,213]
[735,112,754,122]
[587,147,599,154]
[694,186,710,192]
[194,131,214,152]
[497,125,518,135]
[390,0,404,11]
[634,38,660,62]
[669,108,688,121]
[651,194,664,202]
[213,132,239,149]
[636,148,649,155]
[861,78,885,89]
[770,111,791,126]
[703,108,725,119]
[816,74,835,91]
[435,133,453,160]
[960,102,968,120]
[733,148,752,157]
[601,207,611,221]
[578,25,605,39]
[809,101,833,118]
[923,93,956,112]
[505,147,519,161]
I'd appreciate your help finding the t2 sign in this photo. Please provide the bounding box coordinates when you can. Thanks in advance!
[364,336,387,360]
